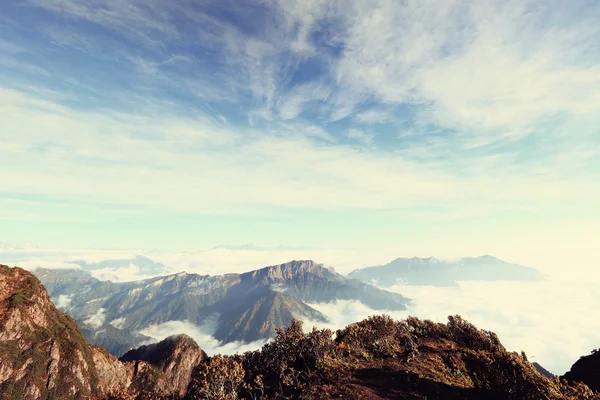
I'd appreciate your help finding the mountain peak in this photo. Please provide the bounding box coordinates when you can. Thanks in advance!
[474,254,501,261]
[120,334,207,396]
[252,260,331,280]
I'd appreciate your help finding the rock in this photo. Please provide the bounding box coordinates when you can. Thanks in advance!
[0,264,184,399]
[120,335,206,396]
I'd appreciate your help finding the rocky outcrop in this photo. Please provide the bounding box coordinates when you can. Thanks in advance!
[563,349,600,392]
[0,265,186,399]
[0,264,114,399]
[120,335,206,396]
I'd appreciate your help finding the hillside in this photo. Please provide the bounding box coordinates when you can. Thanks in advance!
[34,260,409,355]
[348,255,546,287]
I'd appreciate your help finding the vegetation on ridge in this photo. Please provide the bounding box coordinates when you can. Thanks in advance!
[101,315,599,400]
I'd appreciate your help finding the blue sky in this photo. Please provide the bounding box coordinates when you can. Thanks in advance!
[1,0,599,260]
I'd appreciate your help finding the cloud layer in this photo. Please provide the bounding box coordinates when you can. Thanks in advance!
[139,316,269,356]
[4,244,599,375]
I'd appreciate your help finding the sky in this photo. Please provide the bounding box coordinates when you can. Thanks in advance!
[1,0,600,273]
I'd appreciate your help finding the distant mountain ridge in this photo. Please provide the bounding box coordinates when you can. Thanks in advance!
[34,260,410,356]
[0,241,40,251]
[348,255,546,287]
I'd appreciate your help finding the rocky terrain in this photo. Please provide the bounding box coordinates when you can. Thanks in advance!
[34,260,409,355]
[348,255,546,287]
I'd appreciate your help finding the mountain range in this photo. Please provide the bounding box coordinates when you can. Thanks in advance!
[2,263,598,400]
[34,260,409,356]
[348,255,546,287]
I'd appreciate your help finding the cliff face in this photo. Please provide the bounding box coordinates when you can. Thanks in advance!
[0,265,193,399]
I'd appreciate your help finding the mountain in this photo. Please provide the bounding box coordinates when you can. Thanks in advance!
[213,287,327,343]
[563,349,600,392]
[79,323,152,358]
[120,334,206,396]
[0,264,193,399]
[2,263,599,400]
[534,362,556,378]
[34,260,410,356]
[348,255,546,287]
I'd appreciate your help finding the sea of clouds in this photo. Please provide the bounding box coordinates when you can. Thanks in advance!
[2,243,598,374]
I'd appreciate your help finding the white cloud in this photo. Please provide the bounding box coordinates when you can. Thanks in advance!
[55,294,72,309]
[90,263,162,283]
[139,317,268,356]
[346,128,374,145]
[330,0,600,133]
[303,300,410,333]
[109,317,126,329]
[84,308,106,328]
[355,109,396,124]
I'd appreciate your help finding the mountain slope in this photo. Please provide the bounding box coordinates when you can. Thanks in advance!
[34,260,409,355]
[0,264,181,399]
[348,255,546,287]
[214,287,327,343]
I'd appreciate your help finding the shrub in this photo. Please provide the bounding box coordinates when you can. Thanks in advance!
[186,355,245,400]
[447,315,502,352]
[241,319,336,398]
[334,314,418,360]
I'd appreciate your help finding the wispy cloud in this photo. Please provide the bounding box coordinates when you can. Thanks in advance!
[0,0,598,255]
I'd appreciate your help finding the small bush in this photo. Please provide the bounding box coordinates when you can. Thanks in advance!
[187,355,245,400]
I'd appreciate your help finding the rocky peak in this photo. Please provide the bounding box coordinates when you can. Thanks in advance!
[120,334,207,396]
[249,260,339,283]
